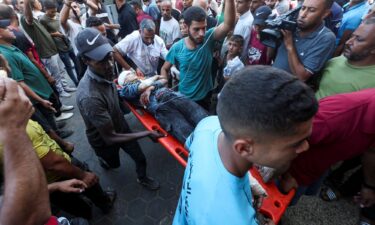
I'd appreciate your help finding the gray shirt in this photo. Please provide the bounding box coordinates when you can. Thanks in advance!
[273,23,336,75]
[76,69,127,148]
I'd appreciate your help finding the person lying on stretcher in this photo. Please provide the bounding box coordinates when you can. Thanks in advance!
[117,70,208,143]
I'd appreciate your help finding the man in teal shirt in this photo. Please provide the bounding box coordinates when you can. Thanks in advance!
[161,0,235,110]
[173,66,318,225]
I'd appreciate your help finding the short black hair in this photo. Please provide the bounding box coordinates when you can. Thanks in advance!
[43,0,57,9]
[129,0,142,9]
[182,6,206,26]
[228,34,244,47]
[0,3,14,19]
[324,0,334,9]
[86,16,104,27]
[217,66,318,140]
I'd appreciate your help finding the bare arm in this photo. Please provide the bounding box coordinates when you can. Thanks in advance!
[213,0,235,41]
[113,48,133,70]
[281,30,312,81]
[25,51,55,84]
[0,78,51,225]
[160,61,173,80]
[60,0,73,32]
[40,151,99,187]
[97,123,154,146]
[23,0,35,25]
[18,81,56,112]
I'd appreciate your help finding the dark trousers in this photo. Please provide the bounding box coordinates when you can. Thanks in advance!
[59,50,79,86]
[151,89,208,143]
[50,158,110,219]
[92,122,147,179]
[195,91,213,112]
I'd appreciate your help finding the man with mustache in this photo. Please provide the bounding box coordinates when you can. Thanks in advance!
[316,17,375,100]
[272,0,336,82]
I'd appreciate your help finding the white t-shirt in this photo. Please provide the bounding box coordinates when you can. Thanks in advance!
[159,17,181,47]
[233,10,254,59]
[115,30,169,77]
[63,19,84,55]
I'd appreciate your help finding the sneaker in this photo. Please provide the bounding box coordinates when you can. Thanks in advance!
[61,104,74,112]
[56,129,74,138]
[60,91,71,98]
[64,86,77,92]
[55,112,74,122]
[137,177,160,190]
[57,121,67,129]
[98,189,117,214]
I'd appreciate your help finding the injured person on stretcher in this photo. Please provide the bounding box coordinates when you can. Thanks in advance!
[117,70,209,143]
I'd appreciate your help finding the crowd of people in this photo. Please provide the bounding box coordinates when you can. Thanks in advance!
[0,0,374,224]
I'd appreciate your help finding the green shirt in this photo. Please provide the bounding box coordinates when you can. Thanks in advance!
[39,14,71,53]
[316,56,375,100]
[20,16,58,58]
[166,28,216,101]
[0,45,53,100]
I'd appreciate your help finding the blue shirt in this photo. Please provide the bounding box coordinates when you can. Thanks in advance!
[173,116,258,225]
[336,1,367,45]
[166,28,216,101]
[273,23,335,75]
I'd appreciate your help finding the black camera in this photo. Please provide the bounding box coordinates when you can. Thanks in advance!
[260,6,301,48]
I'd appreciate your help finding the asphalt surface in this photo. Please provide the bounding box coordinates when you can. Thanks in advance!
[62,93,359,225]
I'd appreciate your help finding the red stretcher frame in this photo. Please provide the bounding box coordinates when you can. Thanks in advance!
[124,101,295,224]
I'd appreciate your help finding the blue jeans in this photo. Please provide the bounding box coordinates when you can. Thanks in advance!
[59,50,79,86]
[147,88,209,143]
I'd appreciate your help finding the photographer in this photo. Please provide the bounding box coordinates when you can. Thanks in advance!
[272,0,335,81]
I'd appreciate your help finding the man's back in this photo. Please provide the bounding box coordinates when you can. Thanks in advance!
[166,28,216,101]
[173,116,257,225]
[316,56,375,99]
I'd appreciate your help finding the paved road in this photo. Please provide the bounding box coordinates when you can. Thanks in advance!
[62,94,359,225]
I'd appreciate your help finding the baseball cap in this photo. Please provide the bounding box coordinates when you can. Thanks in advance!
[0,19,10,29]
[75,28,113,61]
[253,6,272,26]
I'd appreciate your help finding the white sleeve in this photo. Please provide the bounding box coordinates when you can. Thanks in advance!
[114,35,135,56]
[172,22,182,41]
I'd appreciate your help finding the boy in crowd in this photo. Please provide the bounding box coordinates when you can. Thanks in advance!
[173,66,318,225]
[222,34,245,80]
[246,5,272,65]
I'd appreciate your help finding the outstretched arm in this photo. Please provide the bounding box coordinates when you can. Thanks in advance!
[0,77,51,225]
[213,0,235,41]
[23,0,34,25]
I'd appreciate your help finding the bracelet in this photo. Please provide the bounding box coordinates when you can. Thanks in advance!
[363,181,375,191]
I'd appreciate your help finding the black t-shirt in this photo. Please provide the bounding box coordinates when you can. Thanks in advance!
[117,3,139,38]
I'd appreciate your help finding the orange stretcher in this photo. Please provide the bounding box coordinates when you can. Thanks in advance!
[123,101,295,224]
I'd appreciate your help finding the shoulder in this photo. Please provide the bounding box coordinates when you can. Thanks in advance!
[195,116,221,133]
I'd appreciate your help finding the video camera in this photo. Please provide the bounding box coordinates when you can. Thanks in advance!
[260,6,301,48]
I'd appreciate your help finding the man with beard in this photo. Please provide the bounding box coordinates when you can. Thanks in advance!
[113,19,168,77]
[160,0,235,110]
[272,0,336,82]
[315,17,375,99]
[76,28,163,190]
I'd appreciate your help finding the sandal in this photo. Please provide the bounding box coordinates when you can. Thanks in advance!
[320,186,341,201]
